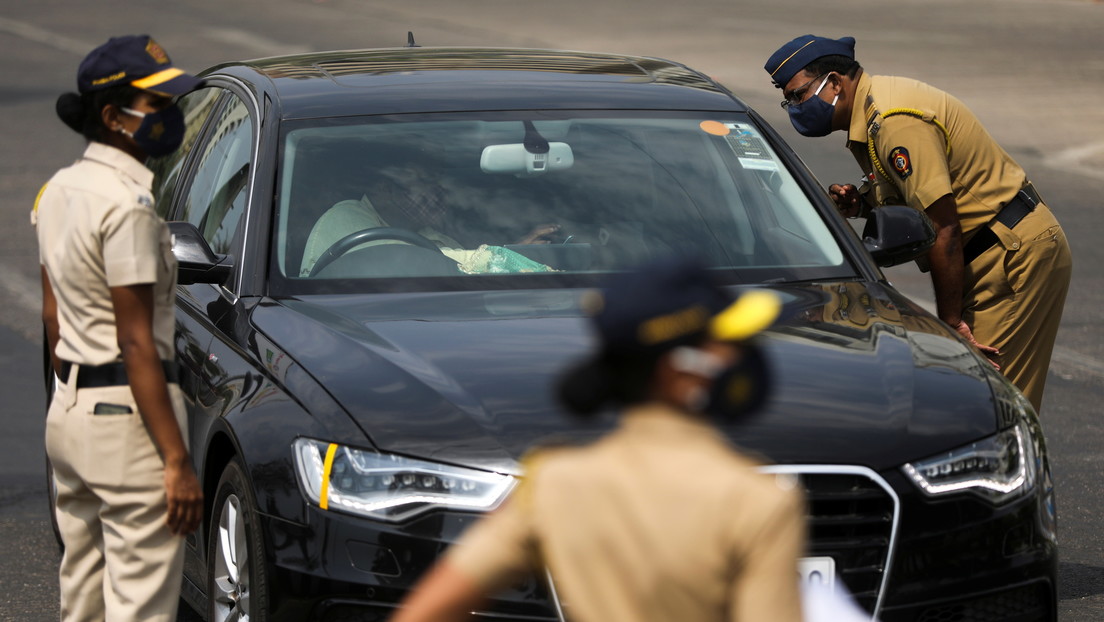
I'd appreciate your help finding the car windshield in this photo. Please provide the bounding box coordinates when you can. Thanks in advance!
[271,111,853,293]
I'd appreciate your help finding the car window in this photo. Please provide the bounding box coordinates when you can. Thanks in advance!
[147,87,223,219]
[273,112,850,292]
[177,93,254,255]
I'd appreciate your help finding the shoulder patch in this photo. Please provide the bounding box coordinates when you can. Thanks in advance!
[889,146,912,180]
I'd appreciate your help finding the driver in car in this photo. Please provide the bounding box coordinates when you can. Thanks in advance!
[300,167,562,277]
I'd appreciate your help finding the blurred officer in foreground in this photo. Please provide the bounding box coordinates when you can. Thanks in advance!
[35,35,204,621]
[390,257,806,622]
[765,34,1071,413]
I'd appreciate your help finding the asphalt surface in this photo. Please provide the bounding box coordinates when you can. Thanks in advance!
[1,1,1102,620]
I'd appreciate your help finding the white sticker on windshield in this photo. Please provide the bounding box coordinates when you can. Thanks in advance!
[724,122,778,171]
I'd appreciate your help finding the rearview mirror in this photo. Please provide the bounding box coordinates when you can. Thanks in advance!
[861,205,936,268]
[480,142,574,176]
[167,221,234,285]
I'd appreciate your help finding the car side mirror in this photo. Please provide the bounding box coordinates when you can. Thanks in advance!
[167,221,234,285]
[862,205,936,268]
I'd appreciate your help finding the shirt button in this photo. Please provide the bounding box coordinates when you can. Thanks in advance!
[1011,242,1021,250]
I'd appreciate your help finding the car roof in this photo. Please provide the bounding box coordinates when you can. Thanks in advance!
[202,47,750,119]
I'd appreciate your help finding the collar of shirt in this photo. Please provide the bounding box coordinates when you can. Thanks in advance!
[618,402,728,442]
[81,142,155,190]
[846,71,875,147]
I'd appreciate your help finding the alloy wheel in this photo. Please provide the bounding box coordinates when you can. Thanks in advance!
[211,493,251,621]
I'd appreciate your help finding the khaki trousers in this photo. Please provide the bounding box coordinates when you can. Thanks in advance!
[963,203,1072,413]
[45,370,187,622]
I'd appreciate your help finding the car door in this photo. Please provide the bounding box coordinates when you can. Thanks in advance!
[157,83,259,574]
[149,85,225,431]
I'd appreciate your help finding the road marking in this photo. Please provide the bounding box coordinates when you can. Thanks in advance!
[1051,346,1104,379]
[1044,141,1104,181]
[200,28,310,57]
[0,18,309,61]
[0,267,44,340]
[0,16,91,55]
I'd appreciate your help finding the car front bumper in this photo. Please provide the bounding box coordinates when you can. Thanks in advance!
[256,465,1056,622]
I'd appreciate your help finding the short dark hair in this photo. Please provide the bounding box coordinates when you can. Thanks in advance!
[802,55,861,80]
[55,84,143,142]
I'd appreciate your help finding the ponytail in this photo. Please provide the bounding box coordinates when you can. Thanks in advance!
[54,85,142,142]
[556,352,659,417]
[55,92,86,134]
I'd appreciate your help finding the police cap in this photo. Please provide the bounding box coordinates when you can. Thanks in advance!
[583,256,782,357]
[764,34,856,89]
[77,35,203,96]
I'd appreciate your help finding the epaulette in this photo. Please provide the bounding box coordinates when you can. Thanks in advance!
[866,107,950,181]
[30,182,48,226]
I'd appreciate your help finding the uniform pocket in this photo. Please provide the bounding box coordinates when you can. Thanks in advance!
[963,239,1014,314]
[75,385,162,490]
[1001,206,1063,295]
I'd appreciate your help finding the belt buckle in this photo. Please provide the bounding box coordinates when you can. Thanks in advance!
[1018,183,1039,208]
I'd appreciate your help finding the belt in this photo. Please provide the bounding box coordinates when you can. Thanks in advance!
[60,360,179,389]
[961,183,1041,264]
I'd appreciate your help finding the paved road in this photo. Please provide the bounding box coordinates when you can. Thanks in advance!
[1,0,1101,619]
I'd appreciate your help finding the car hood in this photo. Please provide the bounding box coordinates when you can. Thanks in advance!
[254,282,998,475]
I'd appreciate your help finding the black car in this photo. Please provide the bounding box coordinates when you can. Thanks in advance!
[127,46,1056,621]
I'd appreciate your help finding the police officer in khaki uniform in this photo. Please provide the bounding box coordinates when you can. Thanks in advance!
[35,35,204,621]
[764,34,1072,413]
[389,257,805,622]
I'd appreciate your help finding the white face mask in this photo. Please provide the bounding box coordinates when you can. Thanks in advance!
[668,344,772,419]
[669,347,726,413]
[669,346,727,379]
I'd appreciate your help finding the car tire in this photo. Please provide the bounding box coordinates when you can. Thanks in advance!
[208,458,269,622]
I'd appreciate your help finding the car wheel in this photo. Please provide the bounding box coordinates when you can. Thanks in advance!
[208,458,268,622]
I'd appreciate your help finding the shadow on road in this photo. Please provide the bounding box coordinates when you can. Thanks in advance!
[1060,561,1104,600]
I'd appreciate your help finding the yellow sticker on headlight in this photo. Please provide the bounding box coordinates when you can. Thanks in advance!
[320,443,338,510]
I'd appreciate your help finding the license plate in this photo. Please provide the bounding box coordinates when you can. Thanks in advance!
[798,556,836,591]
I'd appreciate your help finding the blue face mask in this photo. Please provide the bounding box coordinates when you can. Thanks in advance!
[787,75,838,138]
[120,104,185,157]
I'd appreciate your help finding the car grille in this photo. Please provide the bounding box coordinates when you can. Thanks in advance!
[761,465,899,617]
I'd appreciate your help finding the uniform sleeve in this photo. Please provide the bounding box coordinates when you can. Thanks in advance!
[101,205,163,287]
[445,485,540,593]
[874,114,953,212]
[728,482,806,622]
[34,183,62,264]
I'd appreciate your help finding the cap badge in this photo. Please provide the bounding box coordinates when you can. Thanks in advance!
[145,38,170,64]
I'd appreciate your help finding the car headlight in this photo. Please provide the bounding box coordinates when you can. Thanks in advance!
[293,438,516,522]
[902,390,1039,503]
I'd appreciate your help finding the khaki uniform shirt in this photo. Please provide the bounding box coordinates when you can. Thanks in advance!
[843,73,1072,412]
[846,72,1027,242]
[448,403,806,622]
[35,142,177,366]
